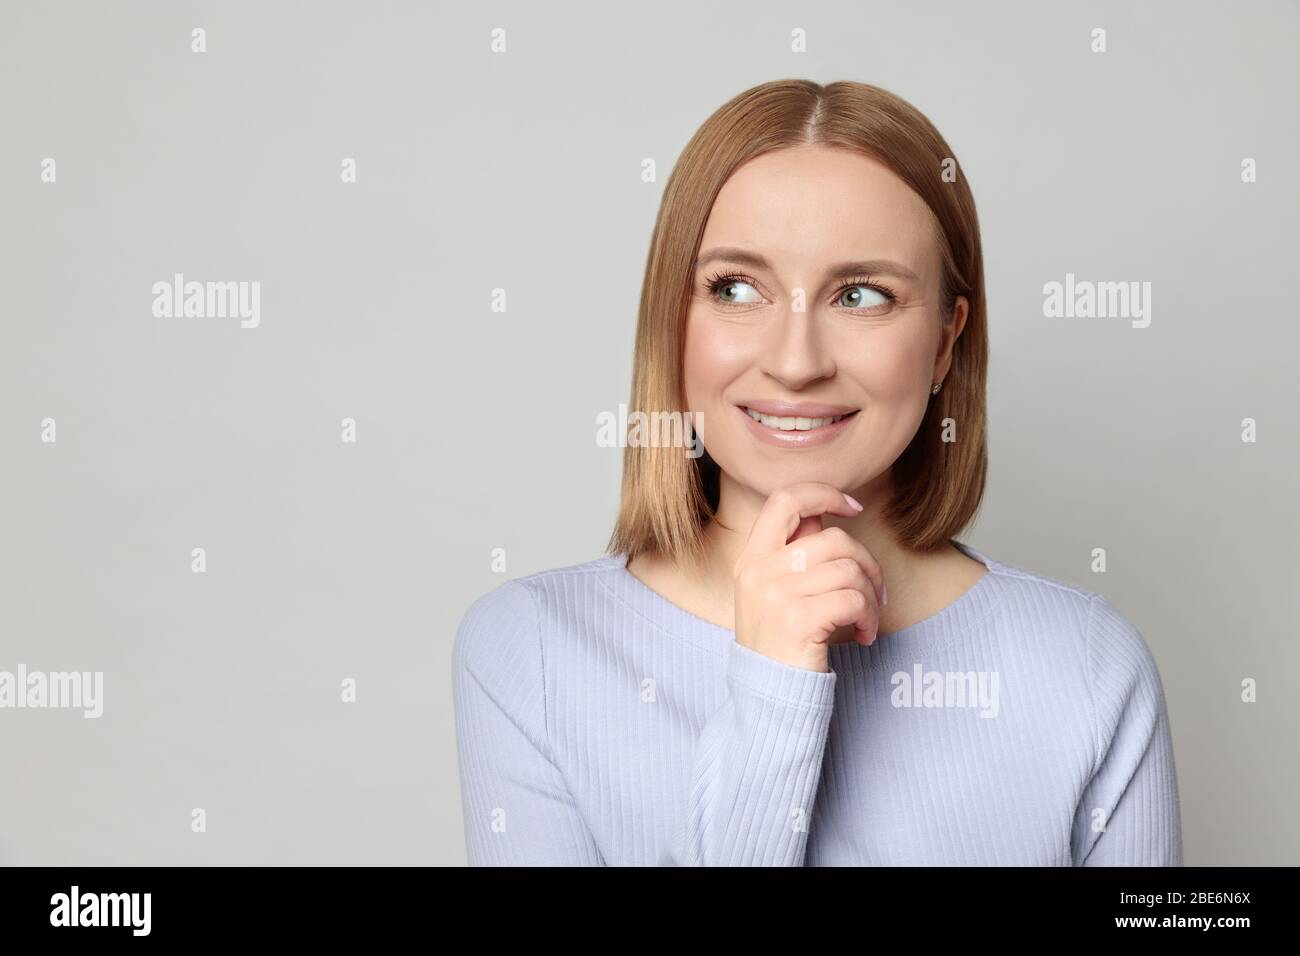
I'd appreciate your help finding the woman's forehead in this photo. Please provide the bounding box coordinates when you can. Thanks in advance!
[702,147,938,278]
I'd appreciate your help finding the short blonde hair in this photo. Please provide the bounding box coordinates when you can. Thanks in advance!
[607,79,988,570]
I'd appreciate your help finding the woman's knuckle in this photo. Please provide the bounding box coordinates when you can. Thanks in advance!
[769,489,795,512]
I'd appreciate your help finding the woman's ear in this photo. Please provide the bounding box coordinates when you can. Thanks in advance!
[932,294,970,382]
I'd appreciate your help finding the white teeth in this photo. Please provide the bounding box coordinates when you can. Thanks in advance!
[745,408,848,431]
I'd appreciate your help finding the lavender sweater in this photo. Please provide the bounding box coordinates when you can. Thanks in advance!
[451,541,1183,865]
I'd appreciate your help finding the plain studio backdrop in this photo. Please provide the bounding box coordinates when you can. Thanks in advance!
[1,0,1297,865]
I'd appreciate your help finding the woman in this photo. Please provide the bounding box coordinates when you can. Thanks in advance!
[452,79,1183,866]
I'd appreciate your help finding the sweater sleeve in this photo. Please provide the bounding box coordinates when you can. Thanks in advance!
[659,639,838,866]
[1073,594,1184,866]
[451,579,605,866]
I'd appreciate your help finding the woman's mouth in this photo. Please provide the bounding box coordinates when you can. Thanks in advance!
[742,407,856,431]
[734,403,860,447]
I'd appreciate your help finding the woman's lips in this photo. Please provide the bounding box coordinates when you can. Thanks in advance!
[742,406,851,429]
[738,399,859,418]
[734,403,860,447]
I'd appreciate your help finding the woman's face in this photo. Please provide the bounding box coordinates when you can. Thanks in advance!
[683,144,968,502]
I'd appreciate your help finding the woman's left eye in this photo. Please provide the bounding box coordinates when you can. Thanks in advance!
[837,284,894,310]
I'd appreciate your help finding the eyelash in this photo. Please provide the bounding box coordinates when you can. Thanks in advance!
[701,271,899,311]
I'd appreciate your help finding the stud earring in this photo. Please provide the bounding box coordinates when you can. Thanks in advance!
[931,382,943,395]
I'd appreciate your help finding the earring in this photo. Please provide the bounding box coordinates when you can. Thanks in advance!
[931,382,942,395]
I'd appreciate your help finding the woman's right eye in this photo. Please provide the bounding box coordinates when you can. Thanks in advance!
[709,277,763,305]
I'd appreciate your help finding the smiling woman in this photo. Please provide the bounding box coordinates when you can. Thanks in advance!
[686,152,956,463]
[452,79,1182,867]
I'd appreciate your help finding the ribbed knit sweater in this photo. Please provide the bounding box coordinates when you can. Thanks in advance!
[451,541,1183,866]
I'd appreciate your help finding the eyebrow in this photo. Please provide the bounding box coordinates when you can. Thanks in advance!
[694,246,922,283]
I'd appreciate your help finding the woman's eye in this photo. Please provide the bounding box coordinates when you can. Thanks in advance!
[714,279,763,304]
[838,285,891,310]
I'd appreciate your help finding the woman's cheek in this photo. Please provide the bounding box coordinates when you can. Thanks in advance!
[683,313,747,407]
[850,324,934,404]
[681,319,709,413]
[842,330,933,456]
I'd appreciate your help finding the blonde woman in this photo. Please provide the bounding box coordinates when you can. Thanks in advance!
[452,79,1182,866]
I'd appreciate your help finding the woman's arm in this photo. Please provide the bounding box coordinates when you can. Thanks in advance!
[656,482,877,865]
[660,639,837,866]
[452,575,840,866]
[451,579,605,865]
[1073,594,1184,866]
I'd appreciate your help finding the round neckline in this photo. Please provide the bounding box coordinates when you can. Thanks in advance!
[606,540,1004,669]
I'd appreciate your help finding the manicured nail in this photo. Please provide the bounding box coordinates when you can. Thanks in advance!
[843,493,863,512]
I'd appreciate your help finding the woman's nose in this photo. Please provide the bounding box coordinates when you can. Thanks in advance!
[759,299,837,389]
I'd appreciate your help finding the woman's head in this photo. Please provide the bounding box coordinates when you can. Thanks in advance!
[610,79,987,568]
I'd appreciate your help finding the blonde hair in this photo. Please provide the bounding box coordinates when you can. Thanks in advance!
[607,79,988,570]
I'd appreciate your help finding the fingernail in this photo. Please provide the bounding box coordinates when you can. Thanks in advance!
[882,582,888,605]
[843,493,863,512]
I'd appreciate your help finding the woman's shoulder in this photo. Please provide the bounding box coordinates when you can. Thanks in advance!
[966,543,1166,694]
[453,554,628,672]
[459,554,627,621]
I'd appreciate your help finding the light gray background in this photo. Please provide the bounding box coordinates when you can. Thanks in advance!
[2,0,1296,865]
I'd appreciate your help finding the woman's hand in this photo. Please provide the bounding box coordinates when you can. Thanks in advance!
[733,482,886,673]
